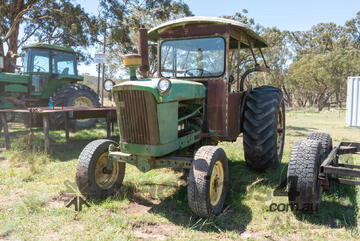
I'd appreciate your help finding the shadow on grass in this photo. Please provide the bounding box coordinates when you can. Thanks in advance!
[107,160,358,234]
[2,122,119,162]
[286,125,318,137]
[100,161,290,234]
[295,182,358,231]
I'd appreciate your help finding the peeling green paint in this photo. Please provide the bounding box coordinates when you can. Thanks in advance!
[112,78,205,103]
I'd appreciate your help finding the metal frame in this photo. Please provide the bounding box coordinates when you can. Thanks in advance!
[152,21,270,142]
[319,142,360,188]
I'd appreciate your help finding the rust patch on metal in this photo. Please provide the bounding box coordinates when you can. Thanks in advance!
[72,109,116,120]
[158,23,227,40]
[227,91,244,141]
[206,79,227,136]
[138,27,149,77]
[115,90,160,145]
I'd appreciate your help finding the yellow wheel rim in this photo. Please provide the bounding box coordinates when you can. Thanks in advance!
[95,152,119,189]
[72,96,93,106]
[209,160,224,206]
[72,96,93,123]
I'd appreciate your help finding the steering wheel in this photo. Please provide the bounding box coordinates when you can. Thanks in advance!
[184,68,205,77]
[33,65,46,72]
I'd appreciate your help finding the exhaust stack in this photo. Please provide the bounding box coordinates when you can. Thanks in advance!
[138,26,149,78]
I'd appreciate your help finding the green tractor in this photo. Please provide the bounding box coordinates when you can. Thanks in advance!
[76,17,286,218]
[0,43,99,129]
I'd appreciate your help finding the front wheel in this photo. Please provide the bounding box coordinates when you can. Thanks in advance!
[187,146,229,218]
[76,139,125,198]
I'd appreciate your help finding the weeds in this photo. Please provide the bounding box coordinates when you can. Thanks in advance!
[0,110,359,240]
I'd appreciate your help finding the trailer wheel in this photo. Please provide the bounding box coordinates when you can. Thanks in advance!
[307,132,333,159]
[76,139,125,198]
[187,146,229,218]
[287,139,322,213]
[243,86,285,171]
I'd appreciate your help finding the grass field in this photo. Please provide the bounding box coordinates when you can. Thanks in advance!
[0,109,359,240]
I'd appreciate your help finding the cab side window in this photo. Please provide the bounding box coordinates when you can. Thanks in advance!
[52,52,76,75]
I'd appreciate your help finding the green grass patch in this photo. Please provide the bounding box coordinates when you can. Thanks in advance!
[0,110,359,240]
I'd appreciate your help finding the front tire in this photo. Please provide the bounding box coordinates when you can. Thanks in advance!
[76,139,125,198]
[187,146,229,218]
[243,86,285,171]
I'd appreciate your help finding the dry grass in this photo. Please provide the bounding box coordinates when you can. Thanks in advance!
[0,108,359,240]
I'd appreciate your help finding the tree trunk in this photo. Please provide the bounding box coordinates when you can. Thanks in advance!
[4,0,24,73]
[281,85,292,107]
[0,39,4,72]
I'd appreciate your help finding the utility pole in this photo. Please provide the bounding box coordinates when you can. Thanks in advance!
[101,21,107,106]
[97,63,100,97]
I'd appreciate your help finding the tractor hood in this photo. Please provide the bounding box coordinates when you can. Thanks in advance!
[112,78,205,102]
[0,72,30,84]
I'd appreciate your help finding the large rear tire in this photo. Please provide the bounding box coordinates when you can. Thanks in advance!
[23,113,43,128]
[187,146,229,218]
[287,139,323,213]
[51,83,100,129]
[243,86,285,171]
[76,139,125,198]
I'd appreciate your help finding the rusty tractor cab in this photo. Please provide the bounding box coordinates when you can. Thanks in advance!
[75,17,285,218]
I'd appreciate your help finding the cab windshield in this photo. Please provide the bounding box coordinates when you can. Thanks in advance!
[25,48,77,75]
[160,37,225,78]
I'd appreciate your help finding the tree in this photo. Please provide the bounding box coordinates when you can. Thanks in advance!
[288,45,360,111]
[346,11,360,49]
[96,0,192,79]
[0,0,98,72]
[223,11,267,91]
[253,27,293,106]
[287,22,359,110]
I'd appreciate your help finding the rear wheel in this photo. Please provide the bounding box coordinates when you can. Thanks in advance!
[23,113,43,128]
[76,139,125,198]
[243,86,285,171]
[187,146,229,218]
[287,139,322,213]
[51,83,100,129]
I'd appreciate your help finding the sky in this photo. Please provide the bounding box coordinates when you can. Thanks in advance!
[76,0,360,76]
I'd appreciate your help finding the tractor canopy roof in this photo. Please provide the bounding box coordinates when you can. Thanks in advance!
[22,43,75,53]
[148,16,267,48]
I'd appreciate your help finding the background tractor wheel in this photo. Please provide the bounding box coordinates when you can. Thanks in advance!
[287,139,323,213]
[51,83,100,129]
[23,113,43,128]
[76,139,125,198]
[243,85,285,171]
[307,132,333,160]
[187,146,229,218]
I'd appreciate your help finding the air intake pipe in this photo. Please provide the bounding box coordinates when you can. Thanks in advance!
[138,26,149,78]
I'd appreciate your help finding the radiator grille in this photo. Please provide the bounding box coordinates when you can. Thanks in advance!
[116,90,159,145]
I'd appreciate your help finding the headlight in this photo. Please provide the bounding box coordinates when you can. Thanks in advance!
[103,79,115,92]
[157,77,171,94]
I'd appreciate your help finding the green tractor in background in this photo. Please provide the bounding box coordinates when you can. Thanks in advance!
[76,17,286,218]
[0,43,99,129]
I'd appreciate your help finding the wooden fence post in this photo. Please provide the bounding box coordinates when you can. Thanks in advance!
[43,114,50,153]
[0,113,10,150]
